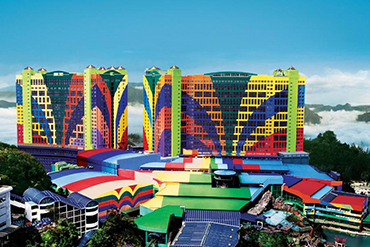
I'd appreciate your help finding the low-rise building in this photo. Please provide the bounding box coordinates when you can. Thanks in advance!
[20,188,99,236]
[0,186,12,231]
[283,176,369,231]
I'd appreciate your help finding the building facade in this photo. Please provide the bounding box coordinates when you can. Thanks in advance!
[0,186,12,231]
[16,65,128,151]
[144,67,305,157]
[282,177,369,231]
[143,66,181,157]
[20,188,99,236]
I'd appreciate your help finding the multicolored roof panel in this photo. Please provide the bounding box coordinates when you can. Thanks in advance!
[290,180,326,197]
[330,193,367,212]
[283,176,368,213]
[140,156,288,173]
[77,149,160,172]
[139,172,280,212]
[50,169,156,220]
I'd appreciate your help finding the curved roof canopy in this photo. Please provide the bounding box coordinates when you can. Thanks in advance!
[69,192,99,208]
[23,188,54,204]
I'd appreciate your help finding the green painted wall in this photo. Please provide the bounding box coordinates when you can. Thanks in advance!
[83,67,98,150]
[285,68,299,152]
[167,67,181,156]
[21,68,34,144]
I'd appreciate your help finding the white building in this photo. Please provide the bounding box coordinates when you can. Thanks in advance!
[0,186,12,231]
[22,188,99,236]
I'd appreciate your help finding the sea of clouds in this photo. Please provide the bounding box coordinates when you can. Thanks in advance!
[305,110,370,149]
[0,107,17,144]
[305,68,370,105]
[127,103,143,135]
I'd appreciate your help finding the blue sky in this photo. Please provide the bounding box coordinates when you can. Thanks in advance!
[1,0,370,104]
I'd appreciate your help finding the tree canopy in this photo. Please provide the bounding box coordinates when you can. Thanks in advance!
[89,210,143,247]
[127,84,143,105]
[237,227,289,247]
[42,219,80,247]
[6,227,43,247]
[0,142,52,195]
[304,131,370,182]
[128,133,142,146]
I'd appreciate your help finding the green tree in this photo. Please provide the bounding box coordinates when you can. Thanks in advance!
[127,84,143,104]
[258,232,288,247]
[0,142,16,150]
[89,210,143,247]
[237,227,259,247]
[6,227,43,247]
[42,219,80,247]
[304,131,370,183]
[0,143,52,195]
[128,133,142,146]
[237,227,289,247]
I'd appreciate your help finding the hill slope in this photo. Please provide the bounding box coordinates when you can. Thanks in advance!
[0,100,15,108]
[357,112,370,123]
[307,103,370,112]
[304,107,322,124]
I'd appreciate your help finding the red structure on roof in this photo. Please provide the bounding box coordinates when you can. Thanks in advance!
[331,195,367,212]
[290,180,326,197]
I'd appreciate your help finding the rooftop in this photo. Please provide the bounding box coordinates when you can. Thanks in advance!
[287,164,333,180]
[0,185,12,194]
[23,188,98,209]
[204,71,257,77]
[172,222,239,247]
[135,205,183,233]
[184,210,240,227]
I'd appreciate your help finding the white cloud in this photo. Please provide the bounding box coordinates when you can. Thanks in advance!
[305,110,370,149]
[0,108,17,144]
[128,103,143,135]
[305,68,370,105]
[0,73,17,89]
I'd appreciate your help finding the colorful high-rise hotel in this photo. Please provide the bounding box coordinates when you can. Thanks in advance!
[143,66,305,157]
[16,65,128,151]
[143,66,181,157]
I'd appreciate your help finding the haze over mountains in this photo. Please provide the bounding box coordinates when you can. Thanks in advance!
[305,104,370,125]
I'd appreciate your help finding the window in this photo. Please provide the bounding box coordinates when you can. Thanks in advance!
[86,214,98,224]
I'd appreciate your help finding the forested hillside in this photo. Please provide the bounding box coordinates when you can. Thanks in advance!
[304,131,370,182]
